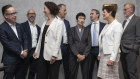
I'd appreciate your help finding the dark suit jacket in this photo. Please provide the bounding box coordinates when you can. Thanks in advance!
[69,26,91,56]
[86,22,105,35]
[64,19,70,39]
[21,21,40,51]
[0,21,28,65]
[121,15,140,54]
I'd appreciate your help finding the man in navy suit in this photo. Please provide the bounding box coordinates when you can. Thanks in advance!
[57,4,70,79]
[0,4,28,79]
[21,9,40,79]
[87,9,105,79]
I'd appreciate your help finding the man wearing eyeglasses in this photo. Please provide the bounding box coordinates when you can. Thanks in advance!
[21,9,40,79]
[0,4,28,79]
[120,2,140,79]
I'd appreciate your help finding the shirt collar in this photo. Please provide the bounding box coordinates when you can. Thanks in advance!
[127,14,134,21]
[92,20,99,24]
[5,20,15,27]
[28,20,36,26]
[56,16,64,21]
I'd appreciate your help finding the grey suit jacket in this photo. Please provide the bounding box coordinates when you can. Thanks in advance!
[121,15,140,54]
[69,26,91,56]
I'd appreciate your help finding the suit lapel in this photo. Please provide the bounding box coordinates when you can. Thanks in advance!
[5,22,19,40]
[123,15,136,32]
[16,24,21,41]
[45,18,57,35]
[75,26,81,41]
[26,21,32,40]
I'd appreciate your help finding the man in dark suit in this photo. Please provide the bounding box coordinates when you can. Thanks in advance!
[0,4,28,79]
[69,12,91,79]
[87,9,105,79]
[21,9,40,79]
[57,4,70,79]
[120,2,140,79]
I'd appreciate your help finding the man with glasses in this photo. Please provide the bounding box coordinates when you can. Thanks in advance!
[21,9,40,79]
[120,2,140,79]
[0,4,28,79]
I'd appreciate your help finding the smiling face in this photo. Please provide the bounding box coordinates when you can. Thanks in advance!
[27,9,36,23]
[43,5,51,17]
[4,7,16,24]
[77,16,85,26]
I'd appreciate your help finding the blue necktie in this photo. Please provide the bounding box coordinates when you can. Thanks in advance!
[93,23,96,46]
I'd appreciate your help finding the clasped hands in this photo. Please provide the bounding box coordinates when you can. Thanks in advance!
[77,54,85,62]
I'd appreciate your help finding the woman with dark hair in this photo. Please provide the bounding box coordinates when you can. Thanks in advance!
[33,1,64,79]
[97,4,123,79]
[69,12,91,79]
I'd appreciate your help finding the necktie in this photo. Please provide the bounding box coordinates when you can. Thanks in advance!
[93,23,96,46]
[123,20,127,28]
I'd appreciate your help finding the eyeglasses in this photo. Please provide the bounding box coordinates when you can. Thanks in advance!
[6,12,17,16]
[124,7,131,11]
[27,13,36,15]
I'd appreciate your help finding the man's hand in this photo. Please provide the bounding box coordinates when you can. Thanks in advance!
[77,54,85,62]
[20,49,28,59]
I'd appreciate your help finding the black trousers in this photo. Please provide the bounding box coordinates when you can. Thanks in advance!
[3,61,26,79]
[61,44,70,79]
[36,58,61,79]
[69,53,90,79]
[89,47,99,79]
[121,52,138,79]
[25,48,37,79]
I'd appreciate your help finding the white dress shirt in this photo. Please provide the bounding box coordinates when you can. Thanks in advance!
[124,14,134,30]
[6,21,19,38]
[91,20,100,46]
[56,16,68,44]
[28,21,38,48]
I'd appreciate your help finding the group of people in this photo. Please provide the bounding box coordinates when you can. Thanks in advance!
[0,1,140,79]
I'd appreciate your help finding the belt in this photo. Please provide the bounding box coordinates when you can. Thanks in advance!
[62,44,69,46]
[91,46,99,48]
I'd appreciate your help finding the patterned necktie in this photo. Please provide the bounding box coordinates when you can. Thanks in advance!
[93,22,96,46]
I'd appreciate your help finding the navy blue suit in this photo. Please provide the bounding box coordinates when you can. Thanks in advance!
[87,22,105,79]
[0,21,28,79]
[21,21,40,79]
[61,19,70,79]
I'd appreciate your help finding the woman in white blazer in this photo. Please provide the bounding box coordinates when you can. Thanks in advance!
[97,4,123,79]
[33,1,64,79]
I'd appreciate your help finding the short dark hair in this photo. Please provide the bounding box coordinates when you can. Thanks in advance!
[2,4,12,16]
[102,4,118,18]
[91,9,100,18]
[76,12,86,20]
[44,1,59,16]
[58,4,66,10]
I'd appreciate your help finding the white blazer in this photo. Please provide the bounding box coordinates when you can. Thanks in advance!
[35,17,64,61]
[99,19,123,61]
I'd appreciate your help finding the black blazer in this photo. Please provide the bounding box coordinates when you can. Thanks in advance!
[21,21,40,50]
[69,26,91,56]
[0,21,28,64]
[121,15,140,54]
[86,22,105,35]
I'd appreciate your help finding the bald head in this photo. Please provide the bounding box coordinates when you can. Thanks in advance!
[27,9,36,24]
